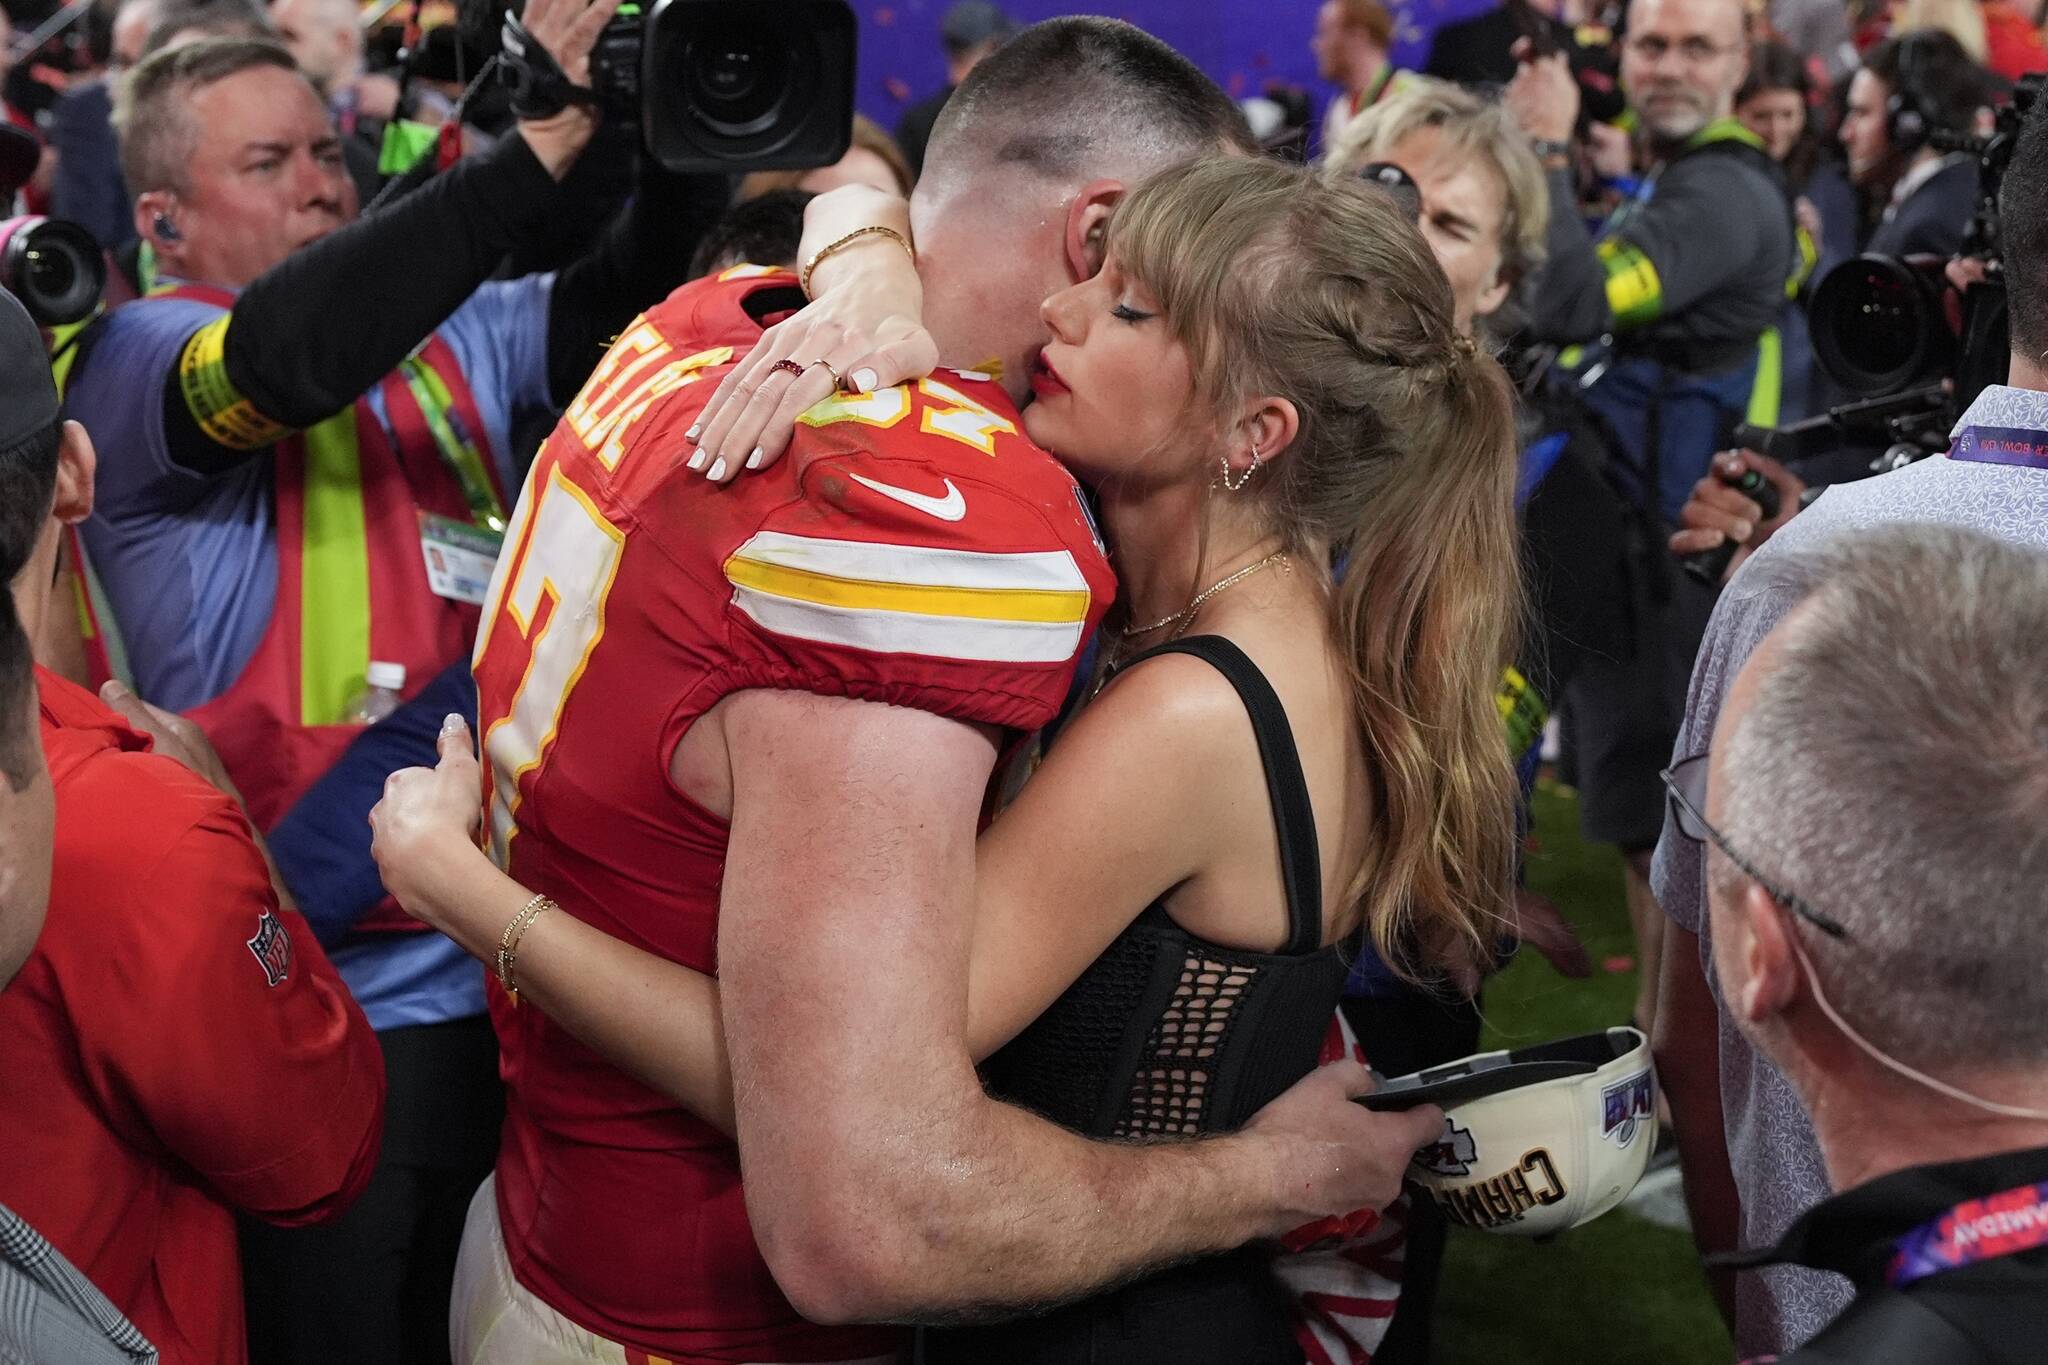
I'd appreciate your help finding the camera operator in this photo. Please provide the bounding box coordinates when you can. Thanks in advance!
[1649,91,2048,1363]
[60,13,725,1362]
[1506,0,1796,1044]
[1683,525,2048,1365]
[1839,31,1995,259]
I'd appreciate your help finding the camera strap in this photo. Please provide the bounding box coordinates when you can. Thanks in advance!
[1949,425,2048,469]
[499,10,599,120]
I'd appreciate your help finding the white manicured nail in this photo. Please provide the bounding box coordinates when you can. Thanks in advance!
[685,422,701,442]
[707,458,727,480]
[687,447,708,471]
[746,447,765,470]
[850,368,877,392]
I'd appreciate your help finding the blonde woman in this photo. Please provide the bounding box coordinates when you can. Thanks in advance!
[372,155,1523,1362]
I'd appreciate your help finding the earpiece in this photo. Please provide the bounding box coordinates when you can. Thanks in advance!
[153,213,180,243]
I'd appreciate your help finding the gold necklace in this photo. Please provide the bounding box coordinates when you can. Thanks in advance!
[1126,551,1291,639]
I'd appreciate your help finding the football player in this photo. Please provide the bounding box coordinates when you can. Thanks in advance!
[383,19,1440,1365]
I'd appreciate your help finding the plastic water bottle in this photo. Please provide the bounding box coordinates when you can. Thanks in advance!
[344,660,407,725]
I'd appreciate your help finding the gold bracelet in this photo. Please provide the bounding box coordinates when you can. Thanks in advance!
[800,224,915,300]
[495,893,557,1002]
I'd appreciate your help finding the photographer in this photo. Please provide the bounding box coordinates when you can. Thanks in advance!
[1839,31,1994,258]
[61,13,725,1363]
[1649,91,2048,1362]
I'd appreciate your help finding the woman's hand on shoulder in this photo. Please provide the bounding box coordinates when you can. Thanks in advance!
[369,714,490,929]
[688,187,936,485]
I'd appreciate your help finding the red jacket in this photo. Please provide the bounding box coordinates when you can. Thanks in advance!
[0,668,384,1365]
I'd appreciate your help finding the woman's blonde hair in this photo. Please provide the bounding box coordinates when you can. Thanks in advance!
[1110,156,1522,984]
[1321,76,1549,295]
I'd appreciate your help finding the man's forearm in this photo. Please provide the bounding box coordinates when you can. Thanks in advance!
[1529,165,1613,344]
[1655,924,1740,1326]
[754,1076,1289,1326]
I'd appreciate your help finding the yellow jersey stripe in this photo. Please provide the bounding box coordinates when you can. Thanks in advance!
[726,555,1090,624]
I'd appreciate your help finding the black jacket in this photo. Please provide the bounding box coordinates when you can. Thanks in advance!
[1867,154,1980,260]
[1722,1144,2048,1364]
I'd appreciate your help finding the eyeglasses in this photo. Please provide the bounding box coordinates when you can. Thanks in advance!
[1624,35,1738,65]
[1660,753,1851,941]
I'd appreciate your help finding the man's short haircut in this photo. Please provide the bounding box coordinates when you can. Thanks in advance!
[139,0,274,60]
[0,593,33,794]
[0,592,34,795]
[925,17,1257,189]
[0,420,61,586]
[687,189,816,279]
[2002,92,2048,359]
[1718,524,2048,1072]
[1864,31,1994,144]
[116,35,297,195]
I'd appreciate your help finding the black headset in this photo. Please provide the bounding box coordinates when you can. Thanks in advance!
[1884,31,1939,155]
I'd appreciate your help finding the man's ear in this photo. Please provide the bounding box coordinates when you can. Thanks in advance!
[1474,263,1512,324]
[51,422,96,526]
[1063,179,1125,283]
[1735,882,1801,1025]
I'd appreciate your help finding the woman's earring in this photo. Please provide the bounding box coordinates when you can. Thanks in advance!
[1221,444,1259,492]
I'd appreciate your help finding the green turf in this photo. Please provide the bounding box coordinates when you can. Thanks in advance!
[1432,781,1733,1365]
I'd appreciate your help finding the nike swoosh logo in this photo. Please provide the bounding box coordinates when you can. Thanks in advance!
[848,473,967,522]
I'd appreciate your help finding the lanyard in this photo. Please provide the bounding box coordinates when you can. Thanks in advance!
[1887,1180,2048,1288]
[1948,425,2048,471]
[392,355,507,534]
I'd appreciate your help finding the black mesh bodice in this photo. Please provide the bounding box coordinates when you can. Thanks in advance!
[921,636,1351,1365]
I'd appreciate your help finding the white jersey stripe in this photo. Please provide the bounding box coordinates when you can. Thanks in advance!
[730,530,1089,595]
[731,586,1086,664]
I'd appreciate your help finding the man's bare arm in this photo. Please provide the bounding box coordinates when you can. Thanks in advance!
[716,689,1438,1325]
[1656,922,1740,1327]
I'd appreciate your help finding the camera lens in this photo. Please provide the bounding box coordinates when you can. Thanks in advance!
[684,19,791,135]
[22,243,77,301]
[1810,254,1953,395]
[0,218,104,327]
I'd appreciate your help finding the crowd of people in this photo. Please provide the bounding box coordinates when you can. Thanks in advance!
[1,0,2046,1362]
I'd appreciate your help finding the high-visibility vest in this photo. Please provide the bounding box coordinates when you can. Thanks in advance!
[79,285,506,936]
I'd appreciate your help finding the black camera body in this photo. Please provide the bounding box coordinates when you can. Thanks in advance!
[1786,75,2043,465]
[484,0,855,175]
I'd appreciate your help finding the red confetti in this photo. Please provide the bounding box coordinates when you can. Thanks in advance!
[1602,954,1636,974]
[874,6,896,24]
[884,76,911,102]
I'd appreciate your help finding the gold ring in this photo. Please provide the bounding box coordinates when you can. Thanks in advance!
[807,357,843,387]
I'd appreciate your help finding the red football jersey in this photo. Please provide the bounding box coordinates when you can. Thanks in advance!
[0,669,383,1365]
[472,266,1115,1362]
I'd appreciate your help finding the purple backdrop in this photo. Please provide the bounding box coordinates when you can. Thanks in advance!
[847,1,1500,136]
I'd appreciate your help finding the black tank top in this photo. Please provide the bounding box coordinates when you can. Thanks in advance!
[918,636,1353,1365]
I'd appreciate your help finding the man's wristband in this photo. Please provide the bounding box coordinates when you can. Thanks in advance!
[1532,138,1573,170]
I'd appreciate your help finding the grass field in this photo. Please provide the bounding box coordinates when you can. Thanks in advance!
[1432,782,1733,1365]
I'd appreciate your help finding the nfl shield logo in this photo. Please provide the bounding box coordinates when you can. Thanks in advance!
[246,909,293,988]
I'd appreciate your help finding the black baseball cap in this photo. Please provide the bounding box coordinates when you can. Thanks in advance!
[0,288,61,449]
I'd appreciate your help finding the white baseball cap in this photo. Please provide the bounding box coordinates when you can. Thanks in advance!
[1367,1026,1657,1237]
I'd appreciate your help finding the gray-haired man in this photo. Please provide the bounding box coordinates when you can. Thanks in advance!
[1652,93,2048,1357]
[1673,524,2048,1364]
